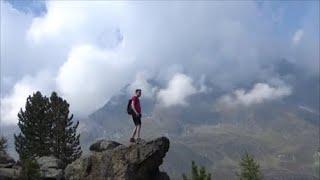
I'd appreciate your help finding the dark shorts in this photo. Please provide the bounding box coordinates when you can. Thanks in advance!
[131,113,141,126]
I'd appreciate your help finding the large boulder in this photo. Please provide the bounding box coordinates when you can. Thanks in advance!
[0,167,20,179]
[0,150,20,179]
[0,150,15,168]
[89,140,122,152]
[65,137,170,180]
[36,156,64,180]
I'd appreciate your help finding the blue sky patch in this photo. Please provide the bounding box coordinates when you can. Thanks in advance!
[5,0,47,16]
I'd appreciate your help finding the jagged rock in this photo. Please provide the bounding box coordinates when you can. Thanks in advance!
[36,156,64,180]
[0,167,21,179]
[65,137,170,180]
[89,140,122,152]
[0,150,15,168]
[154,171,170,180]
[0,151,20,179]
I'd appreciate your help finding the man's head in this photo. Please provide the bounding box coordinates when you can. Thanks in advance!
[135,89,142,97]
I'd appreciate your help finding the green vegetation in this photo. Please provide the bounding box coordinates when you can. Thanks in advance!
[15,91,52,159]
[19,158,41,180]
[237,152,262,180]
[182,161,211,180]
[49,92,82,166]
[14,91,81,167]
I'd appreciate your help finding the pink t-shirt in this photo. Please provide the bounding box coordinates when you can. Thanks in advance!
[131,96,141,113]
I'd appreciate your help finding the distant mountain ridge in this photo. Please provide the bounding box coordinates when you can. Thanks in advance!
[2,59,318,180]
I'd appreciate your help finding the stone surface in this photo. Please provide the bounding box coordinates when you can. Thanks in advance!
[89,139,122,152]
[0,167,21,179]
[65,137,170,180]
[0,150,20,179]
[0,150,15,168]
[36,156,64,180]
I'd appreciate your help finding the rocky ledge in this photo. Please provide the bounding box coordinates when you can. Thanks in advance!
[65,137,170,180]
[0,150,20,179]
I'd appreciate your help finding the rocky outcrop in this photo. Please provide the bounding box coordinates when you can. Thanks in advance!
[36,156,64,180]
[65,137,170,180]
[0,150,15,168]
[0,150,20,179]
[0,154,65,180]
[89,140,122,152]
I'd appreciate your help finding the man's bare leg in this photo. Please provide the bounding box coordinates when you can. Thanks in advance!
[137,125,141,139]
[131,126,137,140]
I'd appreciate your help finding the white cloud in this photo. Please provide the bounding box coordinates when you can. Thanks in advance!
[56,44,133,116]
[198,74,211,93]
[216,83,292,110]
[127,72,158,99]
[27,1,125,45]
[1,1,319,125]
[25,1,277,91]
[157,73,197,107]
[0,71,54,125]
[298,105,317,114]
[292,29,304,45]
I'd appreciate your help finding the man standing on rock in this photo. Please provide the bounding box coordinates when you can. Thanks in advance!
[130,89,142,143]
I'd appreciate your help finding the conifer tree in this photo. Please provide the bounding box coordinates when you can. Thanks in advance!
[183,161,211,180]
[49,92,82,166]
[19,158,41,180]
[14,91,82,167]
[14,91,52,159]
[237,152,262,180]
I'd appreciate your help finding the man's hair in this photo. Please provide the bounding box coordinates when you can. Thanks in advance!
[135,89,141,93]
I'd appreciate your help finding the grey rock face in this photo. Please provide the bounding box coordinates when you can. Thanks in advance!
[36,156,64,180]
[89,140,122,152]
[65,137,170,180]
[0,150,20,179]
[0,150,15,168]
[0,167,21,179]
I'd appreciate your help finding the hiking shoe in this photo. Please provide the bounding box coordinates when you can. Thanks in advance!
[136,138,143,144]
[129,138,135,143]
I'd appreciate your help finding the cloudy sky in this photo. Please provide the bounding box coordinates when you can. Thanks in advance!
[1,0,319,125]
